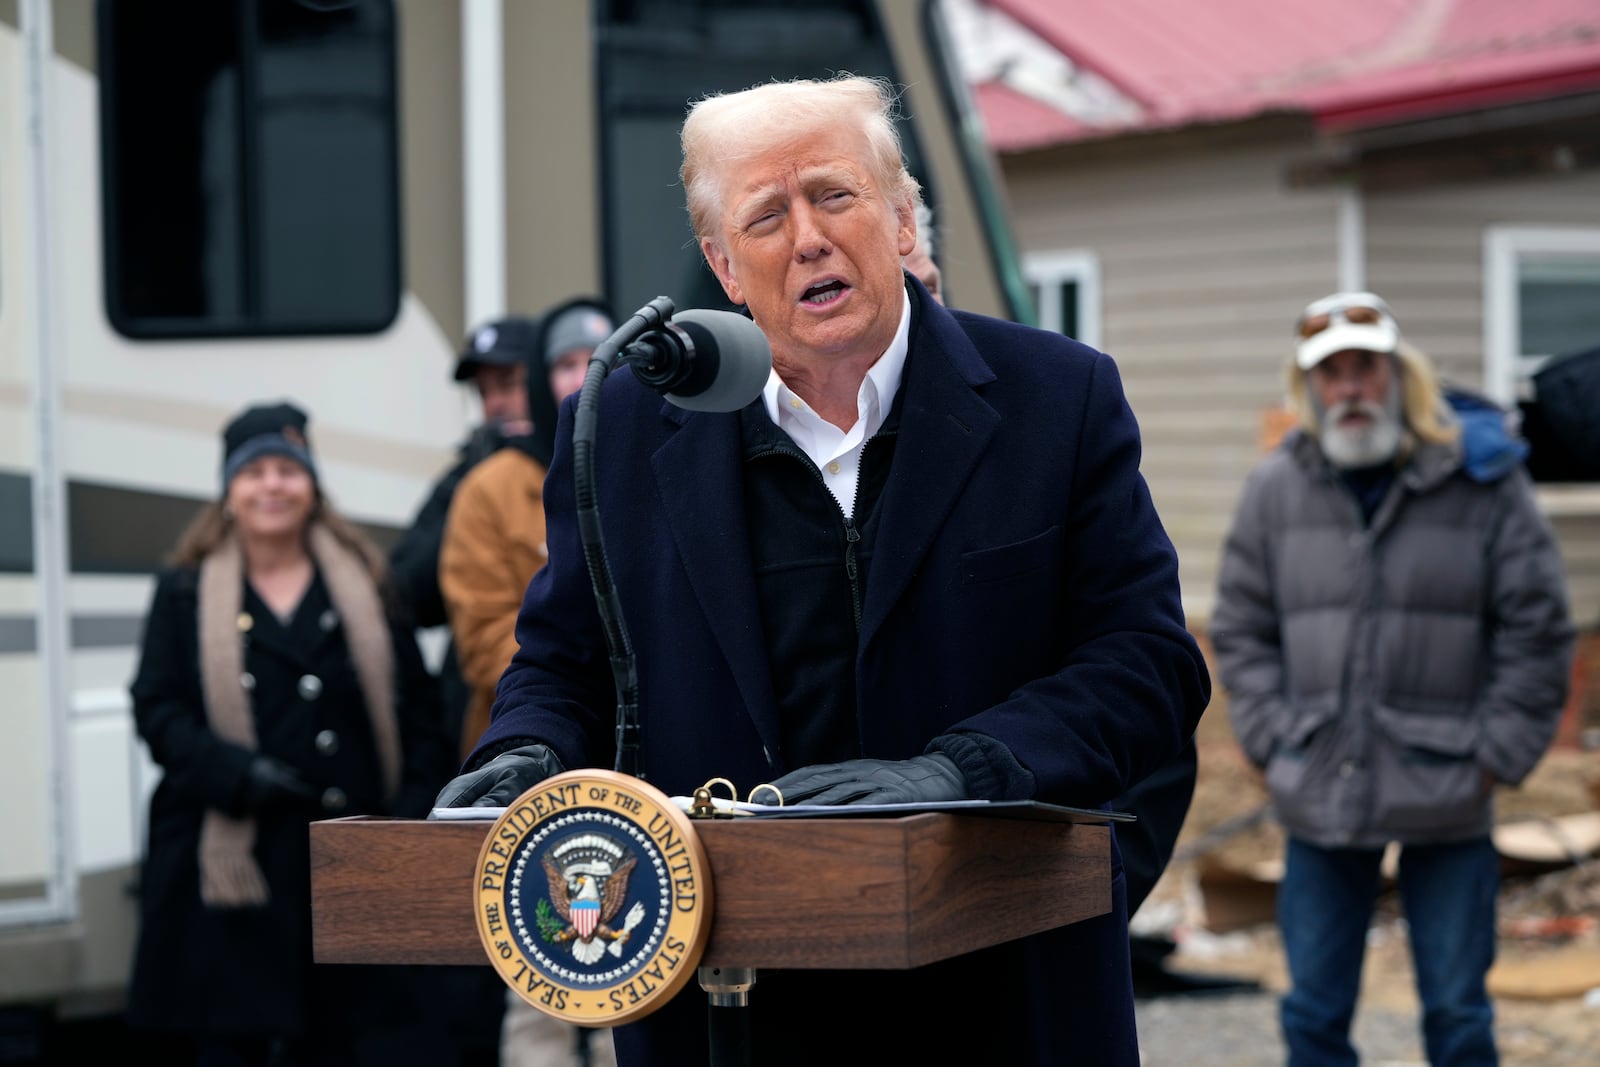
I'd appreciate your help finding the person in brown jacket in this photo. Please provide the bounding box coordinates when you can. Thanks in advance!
[437,296,618,1067]
[440,297,613,762]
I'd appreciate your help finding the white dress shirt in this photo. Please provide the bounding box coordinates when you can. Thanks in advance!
[761,295,911,519]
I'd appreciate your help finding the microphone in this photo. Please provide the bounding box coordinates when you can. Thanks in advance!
[622,309,772,412]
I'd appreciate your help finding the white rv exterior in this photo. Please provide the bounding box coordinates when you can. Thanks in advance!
[1,0,1021,1023]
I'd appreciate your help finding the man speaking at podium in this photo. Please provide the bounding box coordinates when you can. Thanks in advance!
[435,74,1209,1066]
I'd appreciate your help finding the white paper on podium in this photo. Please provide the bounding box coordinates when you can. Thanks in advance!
[428,805,509,820]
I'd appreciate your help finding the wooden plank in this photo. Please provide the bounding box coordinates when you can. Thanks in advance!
[311,813,1110,971]
[312,818,484,966]
[696,814,1109,969]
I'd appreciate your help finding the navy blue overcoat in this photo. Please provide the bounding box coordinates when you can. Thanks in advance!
[477,279,1211,1066]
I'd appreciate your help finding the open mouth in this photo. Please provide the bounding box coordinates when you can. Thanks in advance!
[801,280,847,306]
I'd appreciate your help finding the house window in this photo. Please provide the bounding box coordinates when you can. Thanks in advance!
[1483,226,1600,406]
[97,0,401,338]
[1023,250,1100,349]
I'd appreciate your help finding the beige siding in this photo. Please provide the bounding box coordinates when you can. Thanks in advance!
[505,0,604,310]
[1000,127,1600,630]
[1365,173,1600,626]
[397,0,465,343]
[1000,122,1342,623]
[1552,505,1600,629]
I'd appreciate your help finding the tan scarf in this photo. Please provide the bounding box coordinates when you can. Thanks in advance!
[196,522,401,907]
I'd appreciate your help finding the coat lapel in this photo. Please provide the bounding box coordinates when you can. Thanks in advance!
[860,313,998,649]
[240,588,311,670]
[649,403,783,756]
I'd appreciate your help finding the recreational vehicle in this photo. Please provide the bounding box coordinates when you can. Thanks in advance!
[0,0,1023,1038]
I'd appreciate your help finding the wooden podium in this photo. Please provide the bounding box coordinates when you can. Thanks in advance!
[310,809,1112,971]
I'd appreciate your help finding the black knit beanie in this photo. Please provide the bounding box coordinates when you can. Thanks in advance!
[221,401,319,491]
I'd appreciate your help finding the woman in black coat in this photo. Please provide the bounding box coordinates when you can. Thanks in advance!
[125,401,457,1067]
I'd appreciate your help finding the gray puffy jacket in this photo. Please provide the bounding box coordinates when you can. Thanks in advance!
[1211,430,1573,848]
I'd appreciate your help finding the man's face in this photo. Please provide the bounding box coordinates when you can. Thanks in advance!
[1307,348,1402,467]
[474,362,528,426]
[698,124,915,376]
[547,349,589,406]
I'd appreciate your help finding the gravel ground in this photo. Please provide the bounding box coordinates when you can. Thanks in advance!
[1136,988,1426,1067]
[1135,977,1600,1067]
[1129,720,1600,1067]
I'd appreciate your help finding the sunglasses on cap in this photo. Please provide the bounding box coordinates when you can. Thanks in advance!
[1296,296,1393,339]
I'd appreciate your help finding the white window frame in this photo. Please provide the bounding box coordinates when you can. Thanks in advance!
[1483,225,1600,406]
[1023,249,1101,350]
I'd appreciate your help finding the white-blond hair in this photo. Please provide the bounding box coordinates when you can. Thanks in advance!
[679,73,921,239]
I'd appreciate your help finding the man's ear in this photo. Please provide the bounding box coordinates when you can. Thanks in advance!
[701,238,745,306]
[895,197,917,258]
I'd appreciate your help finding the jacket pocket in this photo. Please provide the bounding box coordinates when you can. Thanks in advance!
[1276,694,1339,754]
[1264,694,1340,832]
[955,527,1064,687]
[1369,704,1484,833]
[960,526,1061,585]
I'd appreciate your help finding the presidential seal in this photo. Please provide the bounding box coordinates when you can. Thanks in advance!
[474,769,713,1026]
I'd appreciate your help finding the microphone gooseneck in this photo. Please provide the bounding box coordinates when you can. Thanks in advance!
[572,296,675,779]
[572,299,774,779]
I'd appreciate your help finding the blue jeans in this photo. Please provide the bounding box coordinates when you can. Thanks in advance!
[1278,835,1500,1067]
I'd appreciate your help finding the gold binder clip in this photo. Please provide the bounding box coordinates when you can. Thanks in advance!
[688,777,739,819]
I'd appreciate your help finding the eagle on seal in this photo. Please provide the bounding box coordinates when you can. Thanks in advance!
[542,850,640,964]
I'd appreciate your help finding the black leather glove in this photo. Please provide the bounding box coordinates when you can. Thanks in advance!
[431,743,566,810]
[756,753,968,807]
[241,756,316,811]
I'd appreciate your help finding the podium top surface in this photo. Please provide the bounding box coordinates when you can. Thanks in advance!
[428,796,1135,823]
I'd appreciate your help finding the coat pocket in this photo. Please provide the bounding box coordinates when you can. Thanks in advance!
[959,526,1061,585]
[1264,694,1340,831]
[1369,704,1484,833]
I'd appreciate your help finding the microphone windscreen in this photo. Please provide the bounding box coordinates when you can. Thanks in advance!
[665,309,773,412]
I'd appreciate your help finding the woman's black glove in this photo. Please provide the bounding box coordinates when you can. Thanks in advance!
[756,753,967,807]
[241,756,316,811]
[431,743,566,810]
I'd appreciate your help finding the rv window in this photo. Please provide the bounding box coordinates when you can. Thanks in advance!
[98,0,400,338]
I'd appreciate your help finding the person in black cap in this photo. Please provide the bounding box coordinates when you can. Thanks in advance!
[389,316,543,750]
[388,319,548,1066]
[439,296,614,762]
[453,316,542,436]
[438,296,619,1067]
[125,400,457,1066]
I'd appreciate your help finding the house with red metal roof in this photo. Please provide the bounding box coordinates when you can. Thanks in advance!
[944,0,1600,628]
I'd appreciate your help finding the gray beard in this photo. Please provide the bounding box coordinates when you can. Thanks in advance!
[1317,385,1402,469]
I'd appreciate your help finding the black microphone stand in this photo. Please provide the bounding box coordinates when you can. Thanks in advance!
[571,295,676,780]
[571,295,755,1067]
